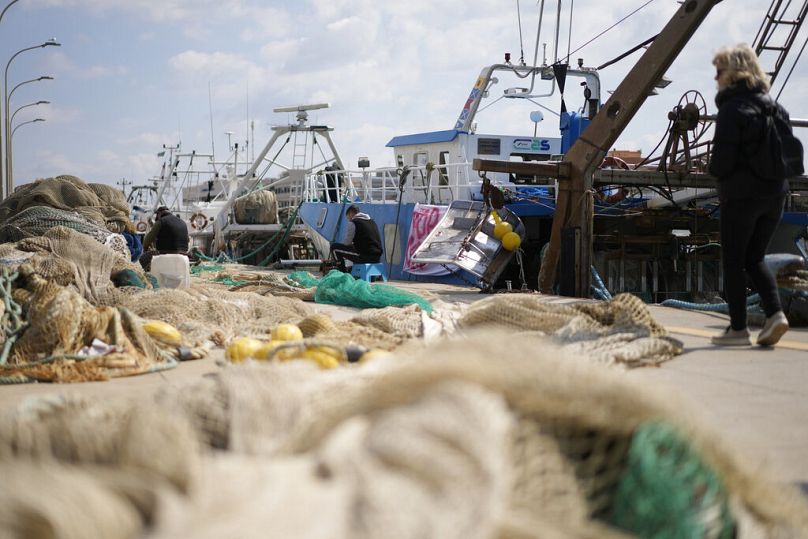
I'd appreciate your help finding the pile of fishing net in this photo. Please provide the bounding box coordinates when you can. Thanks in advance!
[456,292,682,367]
[233,190,278,224]
[0,174,130,232]
[0,226,150,304]
[107,282,315,348]
[0,331,805,538]
[0,265,193,383]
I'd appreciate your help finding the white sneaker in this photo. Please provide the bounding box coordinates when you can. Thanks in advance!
[711,326,751,346]
[756,311,789,347]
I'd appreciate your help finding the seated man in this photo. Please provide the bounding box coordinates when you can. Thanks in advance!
[140,206,190,271]
[329,205,382,272]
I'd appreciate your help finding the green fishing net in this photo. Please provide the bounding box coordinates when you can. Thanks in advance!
[190,264,226,275]
[288,270,432,313]
[608,421,734,538]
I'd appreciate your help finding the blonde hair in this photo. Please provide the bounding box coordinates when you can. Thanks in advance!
[712,44,770,92]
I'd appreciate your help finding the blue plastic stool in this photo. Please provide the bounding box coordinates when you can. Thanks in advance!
[351,262,387,282]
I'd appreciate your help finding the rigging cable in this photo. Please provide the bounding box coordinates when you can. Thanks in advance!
[776,31,808,101]
[516,0,526,64]
[563,0,658,63]
[566,0,574,64]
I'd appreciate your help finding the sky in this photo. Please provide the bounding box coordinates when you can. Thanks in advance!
[0,0,805,192]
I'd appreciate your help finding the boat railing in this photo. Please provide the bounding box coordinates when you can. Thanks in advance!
[302,162,533,205]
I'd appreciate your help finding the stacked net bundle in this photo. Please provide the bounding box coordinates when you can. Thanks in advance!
[0,226,149,304]
[457,293,681,367]
[110,282,313,347]
[233,190,278,224]
[0,332,806,538]
[0,175,129,231]
[0,206,130,258]
[0,266,185,383]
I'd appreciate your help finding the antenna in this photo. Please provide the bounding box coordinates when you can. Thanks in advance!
[273,103,330,126]
[208,81,215,159]
[272,103,329,113]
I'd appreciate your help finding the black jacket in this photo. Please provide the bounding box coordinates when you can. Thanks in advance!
[709,84,789,201]
[156,213,189,253]
[351,214,382,257]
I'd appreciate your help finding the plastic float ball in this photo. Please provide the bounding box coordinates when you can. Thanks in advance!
[259,341,299,361]
[490,210,502,225]
[494,221,513,240]
[501,231,522,251]
[142,320,182,346]
[359,349,393,362]
[271,323,304,342]
[301,349,340,369]
[226,337,264,363]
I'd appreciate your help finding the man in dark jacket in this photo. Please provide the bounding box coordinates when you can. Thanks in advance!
[329,205,382,272]
[140,207,190,271]
[708,44,790,347]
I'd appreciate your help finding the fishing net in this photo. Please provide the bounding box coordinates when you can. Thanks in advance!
[0,266,184,383]
[0,175,130,232]
[0,331,806,538]
[108,282,314,348]
[0,206,130,259]
[233,190,278,224]
[0,226,149,304]
[457,293,680,367]
[288,270,433,313]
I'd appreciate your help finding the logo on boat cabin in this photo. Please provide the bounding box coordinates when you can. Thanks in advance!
[512,138,551,152]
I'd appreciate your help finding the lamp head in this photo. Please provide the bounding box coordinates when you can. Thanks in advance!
[43,39,60,47]
[39,76,54,81]
[33,118,44,122]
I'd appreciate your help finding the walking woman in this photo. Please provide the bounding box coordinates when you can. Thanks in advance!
[709,44,790,346]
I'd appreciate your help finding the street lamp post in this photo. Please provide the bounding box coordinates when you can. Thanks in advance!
[11,117,44,142]
[4,39,60,195]
[0,0,23,200]
[8,100,48,184]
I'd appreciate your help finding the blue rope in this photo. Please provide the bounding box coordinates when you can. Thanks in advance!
[661,293,762,313]
[590,265,613,301]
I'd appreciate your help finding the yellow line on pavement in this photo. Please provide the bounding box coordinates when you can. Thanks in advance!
[666,326,808,351]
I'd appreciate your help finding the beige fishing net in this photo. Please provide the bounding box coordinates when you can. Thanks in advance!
[234,190,279,224]
[0,175,130,232]
[0,266,185,383]
[456,293,681,367]
[109,282,314,347]
[0,332,805,538]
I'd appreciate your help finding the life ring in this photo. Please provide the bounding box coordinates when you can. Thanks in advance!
[190,212,209,230]
[135,221,148,233]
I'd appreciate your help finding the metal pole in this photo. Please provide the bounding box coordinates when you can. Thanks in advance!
[0,0,23,199]
[9,100,47,184]
[4,40,59,195]
[10,117,44,175]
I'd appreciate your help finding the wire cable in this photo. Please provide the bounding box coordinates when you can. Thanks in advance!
[563,0,658,63]
[516,0,526,64]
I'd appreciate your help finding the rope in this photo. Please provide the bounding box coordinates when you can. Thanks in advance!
[591,265,613,300]
[563,0,658,63]
[661,293,762,313]
[0,268,26,366]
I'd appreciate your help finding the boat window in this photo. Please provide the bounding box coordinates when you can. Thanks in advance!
[413,152,428,166]
[477,138,501,155]
[316,208,327,228]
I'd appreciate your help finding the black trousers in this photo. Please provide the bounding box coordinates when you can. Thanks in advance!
[720,195,785,330]
[329,243,380,271]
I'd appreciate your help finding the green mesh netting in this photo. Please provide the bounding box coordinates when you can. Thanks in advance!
[191,264,226,275]
[288,270,432,313]
[608,421,734,538]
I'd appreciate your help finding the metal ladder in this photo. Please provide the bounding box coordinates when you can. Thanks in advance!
[753,0,808,85]
[291,131,309,170]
